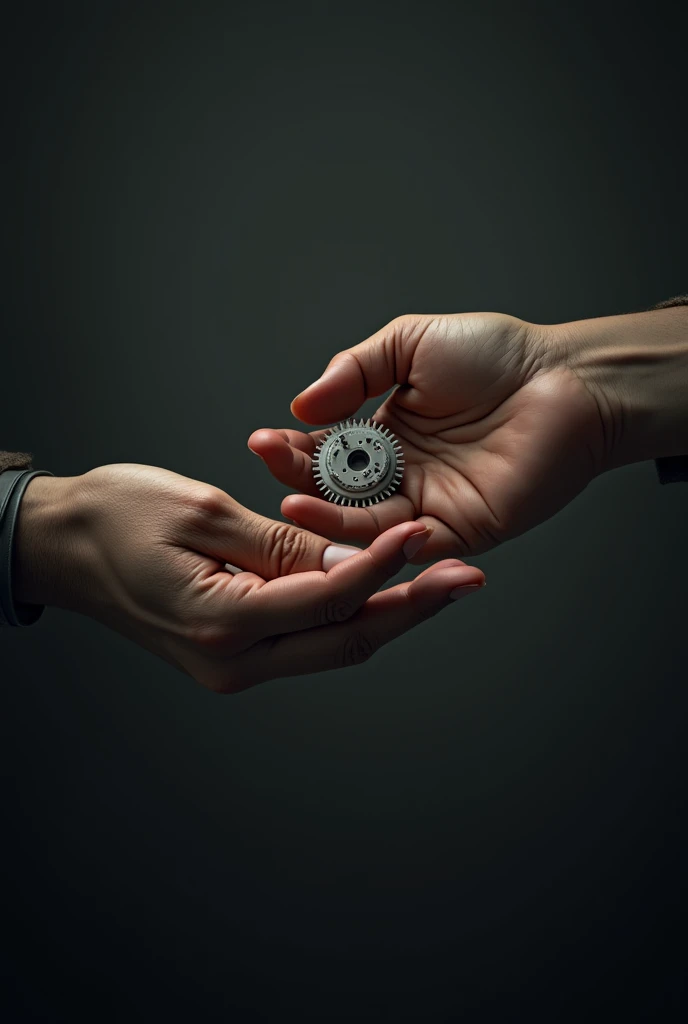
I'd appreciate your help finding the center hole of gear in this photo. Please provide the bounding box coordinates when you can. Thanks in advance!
[347,449,370,472]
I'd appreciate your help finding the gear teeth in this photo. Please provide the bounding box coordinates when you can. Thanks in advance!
[314,419,405,506]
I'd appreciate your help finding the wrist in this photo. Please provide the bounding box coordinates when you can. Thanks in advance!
[13,474,91,610]
[551,306,688,470]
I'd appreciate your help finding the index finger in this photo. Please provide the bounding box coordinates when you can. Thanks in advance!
[233,520,433,639]
[248,427,326,496]
[225,558,486,688]
[282,492,413,542]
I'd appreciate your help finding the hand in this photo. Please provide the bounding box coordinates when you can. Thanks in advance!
[248,312,609,558]
[13,464,485,692]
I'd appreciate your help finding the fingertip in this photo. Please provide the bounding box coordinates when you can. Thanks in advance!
[290,391,320,424]
[408,563,485,601]
[281,493,309,517]
[449,581,486,600]
[293,359,365,424]
[247,428,276,455]
[401,524,434,560]
[289,396,303,419]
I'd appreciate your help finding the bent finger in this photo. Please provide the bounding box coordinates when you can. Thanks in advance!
[227,558,485,685]
[282,492,414,543]
[247,428,322,495]
[290,316,427,425]
[236,520,434,638]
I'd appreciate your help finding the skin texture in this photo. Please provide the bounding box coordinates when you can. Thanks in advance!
[13,464,485,693]
[249,313,605,558]
[249,308,688,560]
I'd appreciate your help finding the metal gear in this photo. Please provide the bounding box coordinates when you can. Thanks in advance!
[312,418,405,507]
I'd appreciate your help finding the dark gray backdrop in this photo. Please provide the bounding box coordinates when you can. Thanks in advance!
[2,2,687,1020]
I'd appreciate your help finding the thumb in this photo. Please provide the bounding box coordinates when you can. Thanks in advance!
[291,314,427,425]
[229,510,361,579]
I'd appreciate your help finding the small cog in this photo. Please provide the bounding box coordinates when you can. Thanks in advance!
[312,418,405,506]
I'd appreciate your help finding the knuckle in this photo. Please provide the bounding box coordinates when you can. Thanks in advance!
[392,313,421,337]
[337,629,378,668]
[187,485,229,520]
[265,521,312,574]
[183,620,242,654]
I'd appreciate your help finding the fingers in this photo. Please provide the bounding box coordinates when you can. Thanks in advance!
[225,507,362,580]
[409,516,473,560]
[281,496,472,562]
[282,492,414,544]
[290,315,428,425]
[247,428,323,496]
[226,558,485,686]
[233,520,434,639]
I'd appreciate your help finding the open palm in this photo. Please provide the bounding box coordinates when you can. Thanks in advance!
[249,313,607,559]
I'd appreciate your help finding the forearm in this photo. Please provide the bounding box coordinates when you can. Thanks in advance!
[553,304,688,470]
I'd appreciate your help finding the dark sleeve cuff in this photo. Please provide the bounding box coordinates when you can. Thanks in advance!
[651,296,688,482]
[0,451,34,473]
[656,455,688,484]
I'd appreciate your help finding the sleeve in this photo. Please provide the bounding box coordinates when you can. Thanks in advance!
[651,296,688,484]
[0,451,34,473]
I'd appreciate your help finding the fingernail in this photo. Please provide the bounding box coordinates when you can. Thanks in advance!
[402,528,431,561]
[225,562,244,575]
[450,583,485,600]
[323,544,361,571]
[247,444,263,459]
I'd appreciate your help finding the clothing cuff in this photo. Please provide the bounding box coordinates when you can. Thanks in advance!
[656,456,688,484]
[650,297,688,482]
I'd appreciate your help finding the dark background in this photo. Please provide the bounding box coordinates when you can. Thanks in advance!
[2,1,687,1020]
